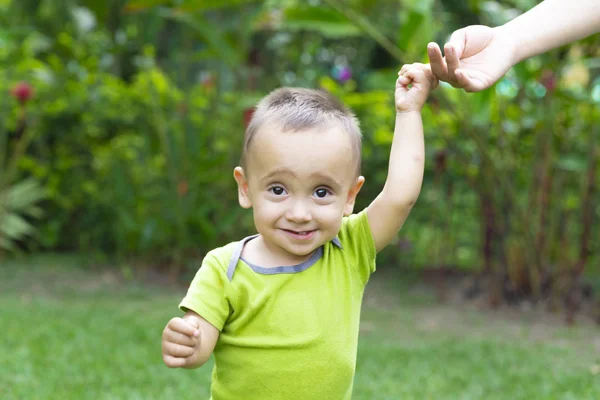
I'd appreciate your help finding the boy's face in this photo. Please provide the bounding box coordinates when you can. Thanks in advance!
[234,123,364,263]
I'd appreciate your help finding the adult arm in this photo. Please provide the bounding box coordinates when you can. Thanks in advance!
[428,0,600,91]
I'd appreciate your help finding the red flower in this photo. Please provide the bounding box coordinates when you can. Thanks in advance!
[541,70,556,93]
[177,181,189,197]
[243,108,255,129]
[10,82,34,105]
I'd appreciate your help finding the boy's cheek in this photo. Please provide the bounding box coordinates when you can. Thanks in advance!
[253,203,282,221]
[316,207,346,227]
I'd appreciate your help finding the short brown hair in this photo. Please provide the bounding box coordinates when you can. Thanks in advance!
[241,87,362,176]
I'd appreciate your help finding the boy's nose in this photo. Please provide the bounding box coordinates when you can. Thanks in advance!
[286,199,312,223]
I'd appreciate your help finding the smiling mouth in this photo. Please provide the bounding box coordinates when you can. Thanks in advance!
[282,229,316,239]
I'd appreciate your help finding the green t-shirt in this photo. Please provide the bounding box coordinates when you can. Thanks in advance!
[180,209,376,400]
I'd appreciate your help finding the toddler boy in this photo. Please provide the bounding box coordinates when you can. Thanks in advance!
[162,63,437,399]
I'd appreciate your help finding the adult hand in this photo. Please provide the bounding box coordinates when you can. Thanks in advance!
[427,25,518,92]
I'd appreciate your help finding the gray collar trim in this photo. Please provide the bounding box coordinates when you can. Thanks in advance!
[226,235,342,281]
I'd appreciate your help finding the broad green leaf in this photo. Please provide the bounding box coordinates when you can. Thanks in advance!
[1,213,35,239]
[5,178,46,211]
[24,205,44,219]
[401,0,434,14]
[398,9,424,52]
[282,6,361,38]
[556,157,587,172]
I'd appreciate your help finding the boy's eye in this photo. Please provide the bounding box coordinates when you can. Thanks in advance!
[270,186,286,196]
[315,188,330,198]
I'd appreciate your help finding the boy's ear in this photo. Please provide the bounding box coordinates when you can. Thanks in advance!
[233,167,252,209]
[343,176,365,216]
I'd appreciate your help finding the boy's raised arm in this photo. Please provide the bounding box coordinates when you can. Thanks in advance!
[367,64,437,253]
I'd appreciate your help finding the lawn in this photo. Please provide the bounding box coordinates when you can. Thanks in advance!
[2,255,599,399]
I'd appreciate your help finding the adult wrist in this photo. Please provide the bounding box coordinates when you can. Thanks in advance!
[496,21,528,66]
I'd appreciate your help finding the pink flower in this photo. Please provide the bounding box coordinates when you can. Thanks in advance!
[332,65,352,82]
[11,82,34,105]
[541,70,556,93]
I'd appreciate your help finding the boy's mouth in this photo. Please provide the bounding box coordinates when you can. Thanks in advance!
[282,229,316,240]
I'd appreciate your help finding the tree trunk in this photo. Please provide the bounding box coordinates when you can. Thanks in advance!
[565,127,598,324]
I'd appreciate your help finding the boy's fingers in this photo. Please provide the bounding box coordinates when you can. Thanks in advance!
[398,64,412,76]
[427,43,448,81]
[183,315,202,334]
[168,317,199,337]
[404,69,426,83]
[164,329,198,347]
[397,75,411,85]
[164,341,196,358]
[163,355,187,369]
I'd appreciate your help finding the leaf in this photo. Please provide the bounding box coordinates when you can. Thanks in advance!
[397,4,433,59]
[398,9,424,52]
[0,236,15,251]
[158,8,241,68]
[282,6,361,38]
[4,178,46,212]
[24,206,44,219]
[0,213,35,239]
[556,157,587,172]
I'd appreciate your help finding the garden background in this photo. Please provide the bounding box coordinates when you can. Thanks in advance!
[1,0,599,398]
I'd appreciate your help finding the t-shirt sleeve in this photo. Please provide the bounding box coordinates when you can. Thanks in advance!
[179,250,232,331]
[337,209,377,284]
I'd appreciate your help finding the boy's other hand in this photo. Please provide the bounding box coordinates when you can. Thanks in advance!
[162,315,202,368]
[395,63,438,113]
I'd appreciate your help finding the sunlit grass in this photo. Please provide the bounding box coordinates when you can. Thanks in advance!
[2,257,599,399]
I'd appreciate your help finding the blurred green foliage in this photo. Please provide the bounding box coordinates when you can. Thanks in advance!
[0,0,598,302]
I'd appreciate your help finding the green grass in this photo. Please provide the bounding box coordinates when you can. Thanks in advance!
[1,256,599,399]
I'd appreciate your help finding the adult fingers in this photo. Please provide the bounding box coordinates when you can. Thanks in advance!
[427,42,448,81]
[455,69,486,92]
[430,74,440,90]
[448,28,468,60]
[444,43,461,85]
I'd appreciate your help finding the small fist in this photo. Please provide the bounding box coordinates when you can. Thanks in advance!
[162,315,202,368]
[395,63,438,113]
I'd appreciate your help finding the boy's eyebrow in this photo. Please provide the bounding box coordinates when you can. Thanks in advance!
[309,172,342,190]
[260,168,343,189]
[260,168,297,182]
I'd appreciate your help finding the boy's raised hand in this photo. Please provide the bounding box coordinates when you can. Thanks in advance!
[395,63,438,113]
[162,314,203,368]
